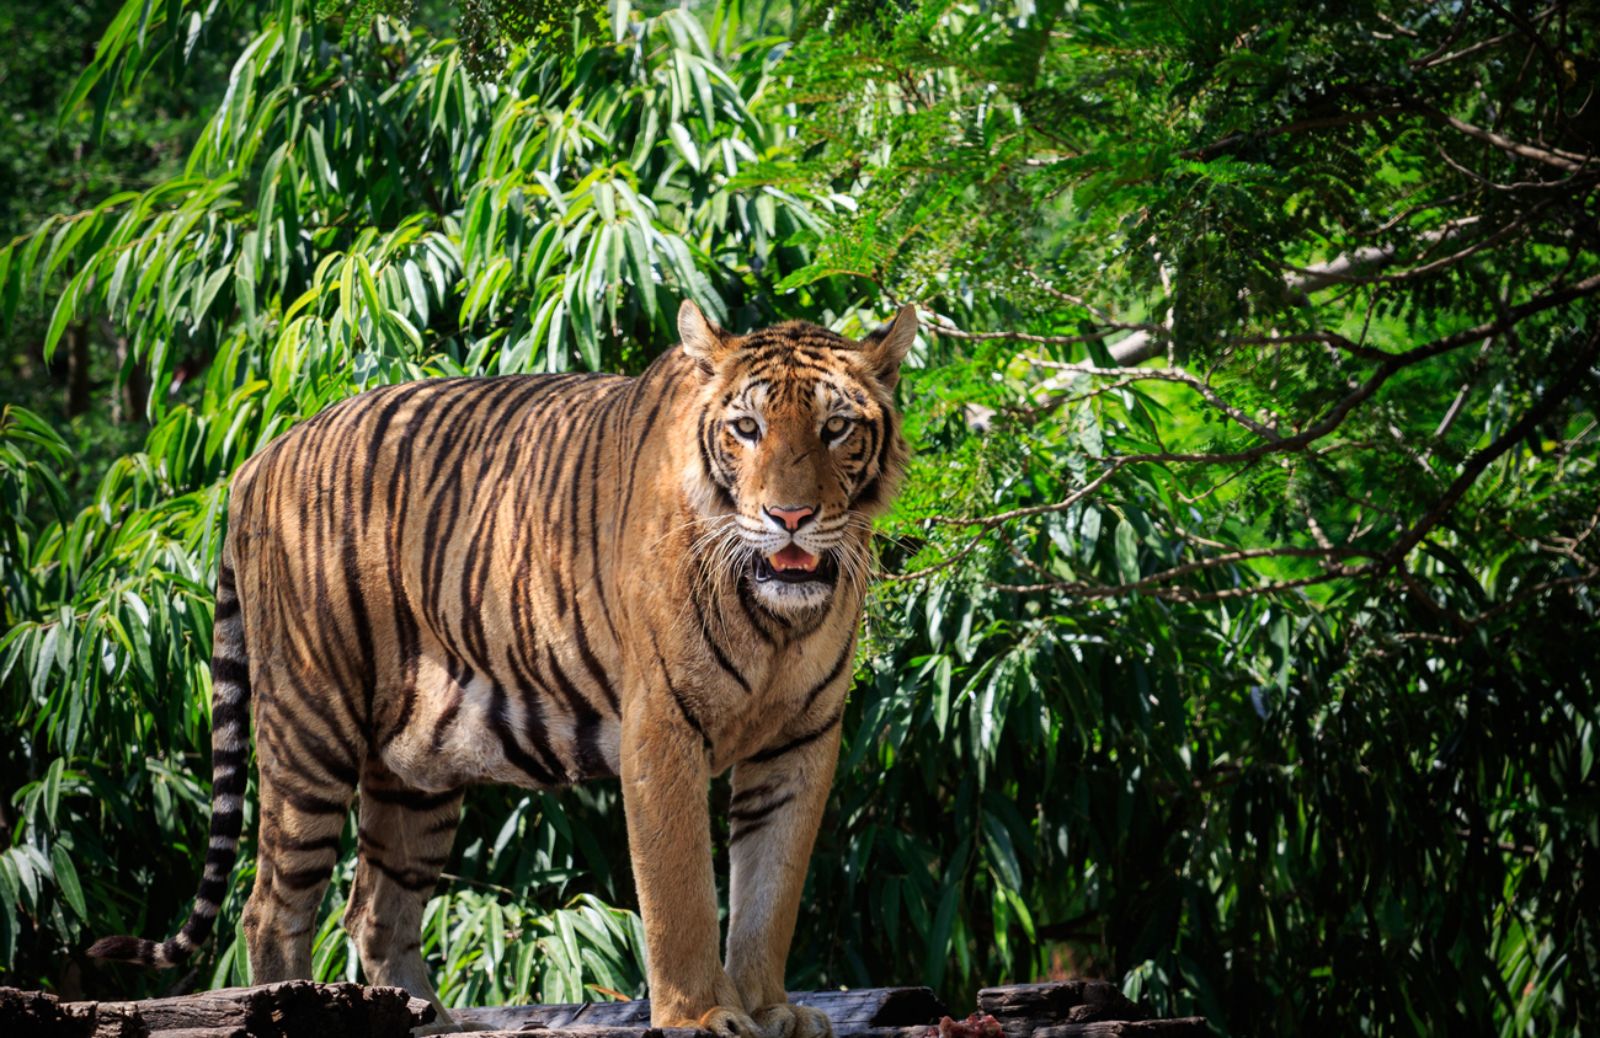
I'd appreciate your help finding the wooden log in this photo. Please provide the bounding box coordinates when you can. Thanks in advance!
[1032,1020,1209,1037]
[450,987,948,1034]
[975,983,1142,1033]
[448,1023,704,1030]
[127,980,432,1037]
[8,980,1211,1038]
[440,1025,952,1038]
[438,1025,955,1038]
[2,981,430,1038]
[0,987,146,1038]
[448,998,648,1031]
[792,988,949,1029]
[79,999,146,1038]
[1,986,89,1037]
[807,1027,940,1038]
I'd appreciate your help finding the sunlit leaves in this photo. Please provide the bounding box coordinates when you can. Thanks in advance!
[0,0,820,994]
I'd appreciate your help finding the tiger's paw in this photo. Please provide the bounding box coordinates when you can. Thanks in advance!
[696,1006,765,1038]
[752,1003,833,1038]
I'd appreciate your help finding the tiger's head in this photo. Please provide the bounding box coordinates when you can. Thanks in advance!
[679,300,915,614]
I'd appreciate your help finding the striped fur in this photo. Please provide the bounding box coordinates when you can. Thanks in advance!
[88,301,915,1038]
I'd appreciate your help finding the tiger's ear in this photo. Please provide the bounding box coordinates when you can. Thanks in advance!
[678,300,729,376]
[861,304,918,389]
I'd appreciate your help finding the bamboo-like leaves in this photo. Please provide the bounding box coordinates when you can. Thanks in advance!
[0,0,827,993]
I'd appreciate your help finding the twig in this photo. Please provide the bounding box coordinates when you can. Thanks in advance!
[1430,108,1589,171]
[926,321,1158,346]
[1387,337,1600,570]
[1025,360,1284,441]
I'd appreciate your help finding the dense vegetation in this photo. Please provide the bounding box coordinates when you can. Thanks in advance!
[3,1,1596,1035]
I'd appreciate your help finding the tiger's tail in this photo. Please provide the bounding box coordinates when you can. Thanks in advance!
[88,547,251,968]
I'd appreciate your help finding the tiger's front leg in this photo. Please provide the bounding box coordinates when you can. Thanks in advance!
[621,691,759,1038]
[724,715,844,1038]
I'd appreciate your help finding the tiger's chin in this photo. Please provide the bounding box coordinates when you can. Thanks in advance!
[747,550,841,613]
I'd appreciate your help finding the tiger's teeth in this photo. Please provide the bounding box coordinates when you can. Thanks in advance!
[771,545,819,571]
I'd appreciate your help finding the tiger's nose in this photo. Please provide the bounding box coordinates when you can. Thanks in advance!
[764,504,816,531]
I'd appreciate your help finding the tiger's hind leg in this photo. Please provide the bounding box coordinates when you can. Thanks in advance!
[345,759,463,1031]
[242,742,357,983]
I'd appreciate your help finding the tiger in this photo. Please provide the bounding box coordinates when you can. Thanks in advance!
[89,300,916,1038]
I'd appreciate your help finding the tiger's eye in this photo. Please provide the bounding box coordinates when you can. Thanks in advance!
[732,417,760,438]
[824,415,850,439]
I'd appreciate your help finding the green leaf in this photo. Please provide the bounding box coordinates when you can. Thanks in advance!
[32,626,59,697]
[924,870,960,990]
[48,846,87,921]
[43,758,64,831]
[982,810,1024,891]
[1114,518,1139,586]
[774,264,840,293]
[0,856,19,966]
[403,261,430,324]
[42,272,84,361]
[192,264,232,325]
[668,122,700,173]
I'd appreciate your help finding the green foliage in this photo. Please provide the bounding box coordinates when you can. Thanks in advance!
[764,3,1599,1033]
[1,0,820,1006]
[3,2,1598,1036]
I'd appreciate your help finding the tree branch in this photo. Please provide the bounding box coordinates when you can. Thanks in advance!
[889,279,1600,599]
[1024,359,1284,441]
[1381,327,1600,566]
[1429,108,1589,171]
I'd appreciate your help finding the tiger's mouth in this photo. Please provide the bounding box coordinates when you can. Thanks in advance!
[751,545,840,586]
